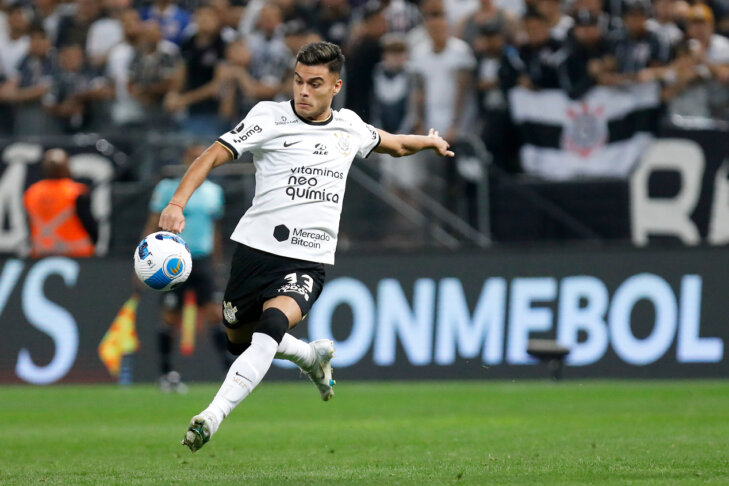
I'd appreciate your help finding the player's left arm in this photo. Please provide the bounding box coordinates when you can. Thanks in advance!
[374,128,455,158]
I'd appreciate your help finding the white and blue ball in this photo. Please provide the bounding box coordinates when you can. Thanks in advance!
[133,231,192,291]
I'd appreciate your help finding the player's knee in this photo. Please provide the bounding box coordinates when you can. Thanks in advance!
[255,307,289,343]
[226,339,251,356]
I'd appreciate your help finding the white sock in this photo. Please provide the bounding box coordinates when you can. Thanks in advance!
[203,332,278,433]
[275,333,315,370]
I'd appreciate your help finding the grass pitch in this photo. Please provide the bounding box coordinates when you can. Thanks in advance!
[2,380,728,485]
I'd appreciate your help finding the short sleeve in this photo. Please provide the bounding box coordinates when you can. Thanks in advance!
[341,110,380,158]
[149,180,172,213]
[216,102,273,159]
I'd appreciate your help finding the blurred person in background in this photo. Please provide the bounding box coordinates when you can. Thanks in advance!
[0,3,31,80]
[500,8,562,91]
[570,0,615,31]
[458,0,517,45]
[411,0,476,143]
[665,4,729,119]
[6,23,61,135]
[649,0,685,48]
[140,144,232,393]
[106,7,144,127]
[557,9,616,98]
[245,3,291,95]
[128,18,181,130]
[537,0,574,41]
[86,0,129,68]
[23,148,97,258]
[165,3,226,137]
[55,0,100,48]
[217,38,282,125]
[345,1,387,123]
[139,0,191,45]
[31,0,62,44]
[314,0,352,47]
[610,0,671,82]
[43,43,112,133]
[381,0,422,34]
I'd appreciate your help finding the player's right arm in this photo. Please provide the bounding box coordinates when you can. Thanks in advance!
[158,143,232,234]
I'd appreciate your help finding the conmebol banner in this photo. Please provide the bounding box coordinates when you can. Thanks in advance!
[509,82,660,180]
[0,247,726,384]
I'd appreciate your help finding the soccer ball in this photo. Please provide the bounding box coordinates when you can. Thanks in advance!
[133,231,193,291]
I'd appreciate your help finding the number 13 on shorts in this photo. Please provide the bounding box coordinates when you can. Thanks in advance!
[283,273,314,301]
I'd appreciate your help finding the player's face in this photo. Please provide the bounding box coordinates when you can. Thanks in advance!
[293,63,342,122]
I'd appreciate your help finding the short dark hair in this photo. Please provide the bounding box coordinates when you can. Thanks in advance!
[295,41,345,74]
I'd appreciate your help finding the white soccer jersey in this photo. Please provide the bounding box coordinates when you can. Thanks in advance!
[217,100,381,264]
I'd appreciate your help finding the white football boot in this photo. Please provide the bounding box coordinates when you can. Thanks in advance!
[305,339,336,401]
[181,411,218,452]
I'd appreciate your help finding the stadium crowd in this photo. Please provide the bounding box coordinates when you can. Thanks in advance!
[0,0,728,167]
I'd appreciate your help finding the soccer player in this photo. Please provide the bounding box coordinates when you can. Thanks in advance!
[158,41,454,452]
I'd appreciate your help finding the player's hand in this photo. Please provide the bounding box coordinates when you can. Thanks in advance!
[427,128,455,157]
[159,203,185,234]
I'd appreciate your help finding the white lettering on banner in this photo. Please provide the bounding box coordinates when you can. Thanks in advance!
[69,154,114,255]
[609,273,677,365]
[307,274,723,368]
[677,275,723,362]
[374,279,435,366]
[0,143,42,253]
[0,259,24,315]
[631,139,703,245]
[708,160,729,245]
[434,278,506,365]
[15,258,79,384]
[507,278,557,364]
[308,277,375,367]
[557,276,609,366]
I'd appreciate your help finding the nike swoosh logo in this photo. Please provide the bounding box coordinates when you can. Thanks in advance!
[283,140,302,147]
[235,371,253,383]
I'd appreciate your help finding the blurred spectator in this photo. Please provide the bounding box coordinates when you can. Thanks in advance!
[381,0,422,34]
[165,4,226,137]
[23,148,97,258]
[345,1,387,122]
[55,0,101,48]
[458,0,517,46]
[611,1,671,80]
[128,19,181,129]
[86,0,129,68]
[314,0,352,47]
[7,24,61,135]
[648,0,685,48]
[411,0,476,142]
[106,7,144,126]
[371,34,414,134]
[217,39,281,124]
[139,0,191,46]
[500,9,562,90]
[43,43,112,133]
[32,0,62,45]
[209,0,242,43]
[570,0,615,32]
[537,0,573,41]
[557,9,616,98]
[246,4,291,91]
[666,4,729,119]
[0,63,12,135]
[0,4,31,80]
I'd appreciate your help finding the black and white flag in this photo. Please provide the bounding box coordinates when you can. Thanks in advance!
[509,82,661,180]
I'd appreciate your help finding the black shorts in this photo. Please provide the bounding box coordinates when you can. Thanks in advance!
[160,257,217,310]
[222,244,326,328]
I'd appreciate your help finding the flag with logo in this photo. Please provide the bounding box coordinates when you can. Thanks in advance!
[508,82,661,180]
[98,294,141,377]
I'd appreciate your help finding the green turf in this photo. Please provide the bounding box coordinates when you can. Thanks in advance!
[1,380,728,485]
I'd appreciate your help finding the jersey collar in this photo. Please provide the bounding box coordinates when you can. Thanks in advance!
[289,100,333,126]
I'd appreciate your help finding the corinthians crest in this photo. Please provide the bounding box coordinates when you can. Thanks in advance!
[223,301,238,324]
[561,102,607,158]
[334,131,352,155]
